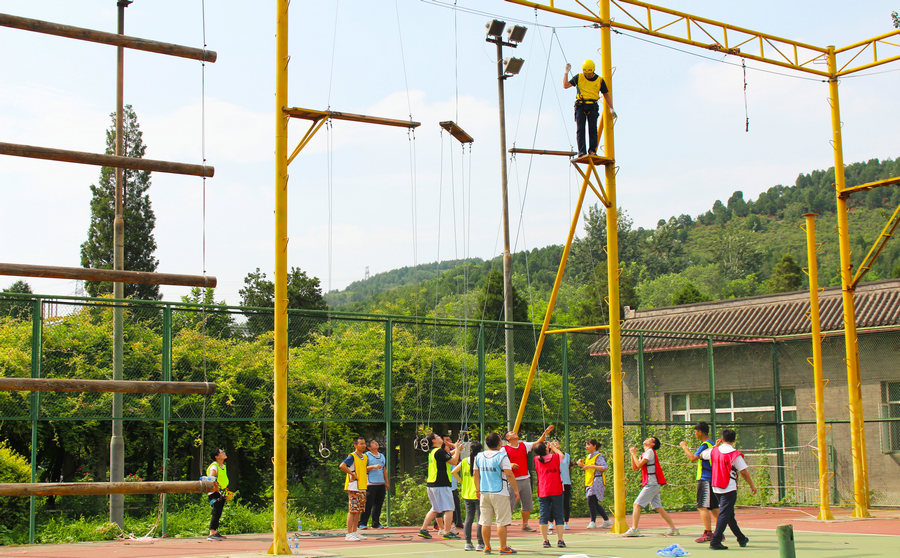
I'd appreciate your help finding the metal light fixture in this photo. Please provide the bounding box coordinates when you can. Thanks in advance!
[507,25,527,44]
[503,57,524,75]
[486,19,506,39]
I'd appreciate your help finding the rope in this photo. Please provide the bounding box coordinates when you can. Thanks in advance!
[742,59,750,132]
[326,1,340,107]
[198,0,209,480]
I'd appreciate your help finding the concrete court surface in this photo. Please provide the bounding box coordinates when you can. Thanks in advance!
[1,507,898,558]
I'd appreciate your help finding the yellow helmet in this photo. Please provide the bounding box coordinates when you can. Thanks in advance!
[582,59,595,73]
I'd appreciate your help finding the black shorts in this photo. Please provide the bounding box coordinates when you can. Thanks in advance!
[696,480,719,509]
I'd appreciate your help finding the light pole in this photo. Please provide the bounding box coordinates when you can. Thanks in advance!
[485,20,526,431]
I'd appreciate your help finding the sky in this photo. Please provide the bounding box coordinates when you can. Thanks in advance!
[1,0,898,306]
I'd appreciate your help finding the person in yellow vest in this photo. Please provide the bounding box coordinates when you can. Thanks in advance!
[206,448,229,541]
[576,438,612,529]
[563,59,615,157]
[339,436,370,542]
[417,432,462,540]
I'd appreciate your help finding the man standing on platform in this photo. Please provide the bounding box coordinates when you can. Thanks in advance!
[701,429,757,550]
[563,59,615,157]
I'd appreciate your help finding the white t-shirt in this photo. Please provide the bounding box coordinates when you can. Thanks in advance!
[641,448,659,486]
[701,443,748,494]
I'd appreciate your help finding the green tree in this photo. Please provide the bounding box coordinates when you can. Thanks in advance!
[766,254,804,293]
[476,269,528,323]
[727,190,750,218]
[672,282,708,305]
[892,10,899,28]
[239,267,328,339]
[0,280,32,319]
[80,105,160,300]
[712,226,762,280]
[174,287,236,339]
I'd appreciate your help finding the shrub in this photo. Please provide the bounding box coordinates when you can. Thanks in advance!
[385,474,431,526]
[0,440,32,528]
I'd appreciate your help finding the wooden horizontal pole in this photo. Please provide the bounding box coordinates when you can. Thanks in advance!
[0,13,217,62]
[439,121,474,144]
[284,107,420,129]
[509,148,576,157]
[0,142,214,177]
[0,262,217,288]
[0,480,216,497]
[0,378,216,395]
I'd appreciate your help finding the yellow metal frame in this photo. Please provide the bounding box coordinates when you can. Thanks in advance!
[851,204,900,288]
[504,0,900,523]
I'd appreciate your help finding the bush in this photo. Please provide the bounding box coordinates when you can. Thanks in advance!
[385,474,431,526]
[0,440,33,528]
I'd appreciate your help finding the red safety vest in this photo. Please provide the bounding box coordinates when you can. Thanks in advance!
[640,449,666,486]
[710,446,744,489]
[504,443,529,477]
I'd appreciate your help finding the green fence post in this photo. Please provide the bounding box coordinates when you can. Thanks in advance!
[830,443,839,505]
[384,318,392,526]
[638,333,647,440]
[708,336,716,438]
[161,305,172,537]
[562,332,570,454]
[776,524,796,558]
[28,298,42,545]
[478,324,485,439]
[773,342,786,501]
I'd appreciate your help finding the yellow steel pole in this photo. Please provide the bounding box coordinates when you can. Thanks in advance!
[512,174,591,434]
[268,0,291,553]
[802,213,835,521]
[599,0,626,535]
[826,47,870,519]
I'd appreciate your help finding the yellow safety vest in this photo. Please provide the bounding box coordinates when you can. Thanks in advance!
[575,73,604,101]
[427,448,451,483]
[584,452,605,487]
[207,461,229,491]
[344,452,368,491]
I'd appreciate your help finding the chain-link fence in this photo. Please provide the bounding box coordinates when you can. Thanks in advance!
[1,293,898,542]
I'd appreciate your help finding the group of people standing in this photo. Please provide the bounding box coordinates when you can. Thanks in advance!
[337,422,757,553]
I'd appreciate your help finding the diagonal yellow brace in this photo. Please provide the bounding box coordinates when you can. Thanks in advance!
[573,161,610,206]
[286,117,328,166]
[851,204,900,288]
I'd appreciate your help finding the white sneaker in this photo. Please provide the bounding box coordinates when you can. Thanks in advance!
[624,528,642,537]
[475,543,485,551]
[601,519,614,528]
[664,528,680,536]
[548,523,554,532]
[345,533,358,541]
[355,532,367,540]
[586,521,597,529]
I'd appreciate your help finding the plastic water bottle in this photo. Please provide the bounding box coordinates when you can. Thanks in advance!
[297,518,302,533]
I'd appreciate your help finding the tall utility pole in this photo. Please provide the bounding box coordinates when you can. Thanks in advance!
[485,20,525,430]
[110,0,132,529]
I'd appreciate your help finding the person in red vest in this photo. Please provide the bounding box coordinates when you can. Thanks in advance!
[503,425,554,532]
[700,429,757,550]
[624,436,678,537]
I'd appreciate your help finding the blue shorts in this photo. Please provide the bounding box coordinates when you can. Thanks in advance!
[427,486,455,513]
[538,494,564,525]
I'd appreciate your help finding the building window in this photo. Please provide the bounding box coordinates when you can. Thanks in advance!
[882,382,900,453]
[668,389,797,451]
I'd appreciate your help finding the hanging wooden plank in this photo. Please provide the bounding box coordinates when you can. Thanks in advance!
[0,13,217,62]
[284,107,420,129]
[0,378,216,395]
[439,121,474,144]
[0,263,217,288]
[509,148,576,157]
[0,480,216,497]
[0,142,214,177]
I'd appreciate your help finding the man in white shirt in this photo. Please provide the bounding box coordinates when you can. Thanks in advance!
[474,432,520,555]
[700,429,757,550]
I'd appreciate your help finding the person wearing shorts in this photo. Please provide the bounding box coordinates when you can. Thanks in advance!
[625,436,678,537]
[679,421,720,542]
[474,432,519,555]
[533,442,566,549]
[339,437,369,542]
[418,432,462,540]
[503,425,553,531]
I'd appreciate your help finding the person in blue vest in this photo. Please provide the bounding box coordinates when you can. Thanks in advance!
[359,439,389,530]
[417,432,462,540]
[679,421,720,543]
[339,436,369,542]
[700,429,757,550]
[563,59,615,157]
[474,432,520,555]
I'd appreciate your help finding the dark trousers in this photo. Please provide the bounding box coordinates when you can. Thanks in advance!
[588,494,608,522]
[209,491,226,531]
[563,484,572,522]
[464,499,484,545]
[712,490,745,544]
[360,483,386,527]
[574,102,599,155]
[452,489,463,527]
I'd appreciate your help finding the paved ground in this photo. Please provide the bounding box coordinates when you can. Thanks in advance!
[2,507,898,558]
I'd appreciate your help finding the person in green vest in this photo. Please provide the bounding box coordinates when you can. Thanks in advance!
[206,448,229,541]
[417,432,462,540]
[679,421,720,542]
[339,436,370,542]
[452,440,486,551]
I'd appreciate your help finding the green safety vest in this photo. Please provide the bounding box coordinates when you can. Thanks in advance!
[427,448,451,483]
[207,461,229,491]
[696,440,714,480]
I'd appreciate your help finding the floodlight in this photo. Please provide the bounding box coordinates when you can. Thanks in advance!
[507,25,527,44]
[486,19,506,39]
[503,57,524,76]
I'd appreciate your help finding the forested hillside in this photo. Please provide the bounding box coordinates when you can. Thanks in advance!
[326,157,900,324]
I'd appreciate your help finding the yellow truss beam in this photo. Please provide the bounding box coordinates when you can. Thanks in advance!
[505,1,900,77]
[840,175,900,197]
[851,204,900,288]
